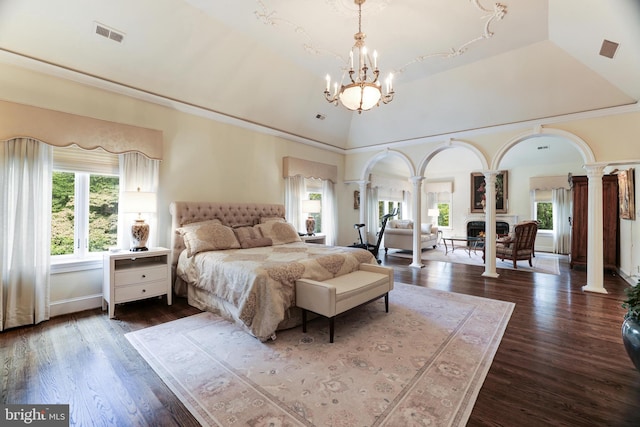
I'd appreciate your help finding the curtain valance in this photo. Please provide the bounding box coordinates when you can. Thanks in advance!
[424,180,453,193]
[529,175,571,190]
[283,156,337,183]
[370,174,411,193]
[0,100,163,160]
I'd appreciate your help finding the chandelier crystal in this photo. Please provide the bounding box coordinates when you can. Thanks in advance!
[324,0,394,114]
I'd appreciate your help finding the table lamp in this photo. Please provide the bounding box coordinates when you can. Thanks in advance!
[121,188,157,251]
[302,199,321,236]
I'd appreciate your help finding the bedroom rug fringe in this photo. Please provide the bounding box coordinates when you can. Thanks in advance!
[387,246,563,275]
[126,283,515,426]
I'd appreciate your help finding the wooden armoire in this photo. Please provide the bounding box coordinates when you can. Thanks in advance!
[570,175,619,270]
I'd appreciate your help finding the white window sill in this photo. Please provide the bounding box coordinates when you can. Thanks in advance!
[51,256,103,274]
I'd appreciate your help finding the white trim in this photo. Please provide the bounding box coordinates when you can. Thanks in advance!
[49,294,103,317]
[50,257,102,274]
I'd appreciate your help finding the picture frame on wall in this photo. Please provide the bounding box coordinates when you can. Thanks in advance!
[471,171,508,213]
[353,190,360,210]
[618,168,635,220]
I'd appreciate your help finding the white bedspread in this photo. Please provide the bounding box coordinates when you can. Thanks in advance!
[177,242,377,340]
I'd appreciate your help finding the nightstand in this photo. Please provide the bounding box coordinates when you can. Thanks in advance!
[102,247,172,319]
[301,233,326,244]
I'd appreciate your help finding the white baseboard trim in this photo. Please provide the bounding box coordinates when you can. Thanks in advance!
[50,294,103,318]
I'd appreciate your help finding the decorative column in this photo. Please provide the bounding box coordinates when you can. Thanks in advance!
[482,171,499,278]
[582,164,608,294]
[410,176,425,269]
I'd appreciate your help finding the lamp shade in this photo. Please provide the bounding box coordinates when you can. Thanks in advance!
[122,190,157,214]
[302,199,321,214]
[428,209,439,217]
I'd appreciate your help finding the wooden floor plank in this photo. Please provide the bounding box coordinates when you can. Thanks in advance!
[1,254,639,426]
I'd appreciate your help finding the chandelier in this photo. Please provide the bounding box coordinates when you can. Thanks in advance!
[324,0,394,114]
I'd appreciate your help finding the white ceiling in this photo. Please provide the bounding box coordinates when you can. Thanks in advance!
[0,0,639,151]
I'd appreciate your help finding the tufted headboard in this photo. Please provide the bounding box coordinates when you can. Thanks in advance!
[169,201,286,287]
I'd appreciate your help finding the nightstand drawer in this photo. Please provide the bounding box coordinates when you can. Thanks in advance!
[115,265,167,287]
[115,280,167,303]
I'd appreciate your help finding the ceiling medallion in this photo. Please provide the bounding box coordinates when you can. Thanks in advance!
[323,0,394,114]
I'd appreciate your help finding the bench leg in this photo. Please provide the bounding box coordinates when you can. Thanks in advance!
[302,309,307,333]
[385,293,389,313]
[329,317,335,343]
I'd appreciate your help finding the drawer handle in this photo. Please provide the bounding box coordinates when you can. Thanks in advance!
[142,289,146,293]
[141,274,146,278]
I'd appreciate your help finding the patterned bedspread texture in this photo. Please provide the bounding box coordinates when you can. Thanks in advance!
[177,242,377,340]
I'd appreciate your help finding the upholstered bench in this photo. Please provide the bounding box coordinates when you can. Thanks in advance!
[295,263,394,342]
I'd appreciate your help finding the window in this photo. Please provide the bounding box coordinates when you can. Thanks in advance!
[533,189,553,231]
[51,146,120,263]
[436,202,450,227]
[305,178,323,233]
[535,201,553,230]
[379,200,403,219]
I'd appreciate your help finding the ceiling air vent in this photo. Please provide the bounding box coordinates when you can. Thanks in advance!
[94,22,125,44]
[599,39,619,59]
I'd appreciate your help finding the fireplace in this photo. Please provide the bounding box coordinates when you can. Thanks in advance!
[467,221,510,239]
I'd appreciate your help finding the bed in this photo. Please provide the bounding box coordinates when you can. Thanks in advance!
[170,201,377,341]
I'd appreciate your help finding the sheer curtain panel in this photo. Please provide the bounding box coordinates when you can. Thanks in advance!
[285,175,305,232]
[367,186,379,243]
[118,153,160,250]
[552,188,572,254]
[322,179,337,245]
[0,138,53,331]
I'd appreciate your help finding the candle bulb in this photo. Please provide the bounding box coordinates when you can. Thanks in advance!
[349,51,353,69]
[333,82,338,96]
[325,74,330,92]
[373,50,378,69]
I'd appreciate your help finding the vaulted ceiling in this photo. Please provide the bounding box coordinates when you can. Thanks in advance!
[1,0,639,151]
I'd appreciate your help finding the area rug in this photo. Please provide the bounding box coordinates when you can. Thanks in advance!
[125,283,514,426]
[387,246,562,275]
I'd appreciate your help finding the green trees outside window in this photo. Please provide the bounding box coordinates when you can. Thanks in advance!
[51,171,119,256]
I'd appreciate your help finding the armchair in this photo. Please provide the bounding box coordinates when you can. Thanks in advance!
[483,220,538,268]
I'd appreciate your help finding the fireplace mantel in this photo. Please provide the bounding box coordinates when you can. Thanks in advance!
[465,214,519,228]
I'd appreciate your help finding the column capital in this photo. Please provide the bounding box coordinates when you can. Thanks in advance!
[583,164,606,179]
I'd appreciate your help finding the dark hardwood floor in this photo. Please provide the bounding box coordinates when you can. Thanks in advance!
[2,254,639,426]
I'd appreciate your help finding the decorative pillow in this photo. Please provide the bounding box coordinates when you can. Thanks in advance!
[392,219,413,229]
[259,216,286,224]
[233,225,273,249]
[255,221,302,245]
[421,223,433,234]
[177,221,240,257]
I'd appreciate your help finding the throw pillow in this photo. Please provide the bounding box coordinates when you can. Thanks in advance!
[177,221,240,257]
[256,221,302,245]
[233,225,273,249]
[259,216,286,223]
[421,223,433,234]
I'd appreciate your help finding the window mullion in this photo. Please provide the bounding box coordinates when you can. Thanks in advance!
[76,173,90,257]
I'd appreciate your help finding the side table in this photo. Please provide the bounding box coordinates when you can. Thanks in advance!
[102,247,172,319]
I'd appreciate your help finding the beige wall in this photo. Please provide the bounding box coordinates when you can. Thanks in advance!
[2,61,640,317]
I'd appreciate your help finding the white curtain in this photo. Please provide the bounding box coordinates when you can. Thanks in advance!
[118,153,160,250]
[366,186,379,243]
[321,179,337,246]
[403,190,412,220]
[0,138,53,331]
[285,175,305,231]
[553,188,572,254]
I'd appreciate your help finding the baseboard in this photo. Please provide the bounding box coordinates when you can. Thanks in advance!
[50,294,103,317]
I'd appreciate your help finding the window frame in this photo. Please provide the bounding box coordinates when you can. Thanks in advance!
[50,146,120,273]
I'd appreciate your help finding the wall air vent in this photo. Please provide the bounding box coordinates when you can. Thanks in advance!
[94,22,125,44]
[537,145,549,150]
[599,39,619,59]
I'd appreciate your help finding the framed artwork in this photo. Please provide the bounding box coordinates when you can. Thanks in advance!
[471,171,508,213]
[618,168,635,220]
[353,190,360,210]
